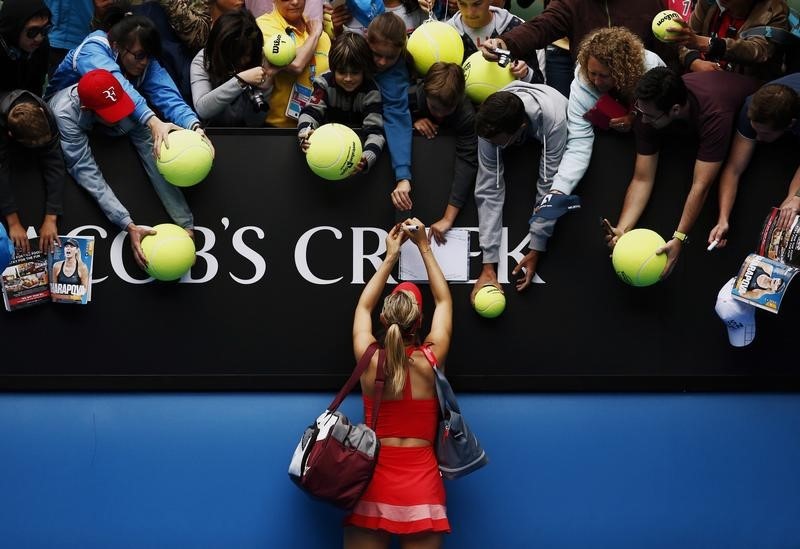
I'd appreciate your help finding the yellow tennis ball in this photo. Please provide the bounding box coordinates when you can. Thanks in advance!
[462,50,515,104]
[305,123,362,180]
[140,223,196,281]
[323,13,335,39]
[265,33,296,67]
[611,228,667,287]
[407,21,464,76]
[651,10,684,42]
[473,285,506,318]
[156,129,214,187]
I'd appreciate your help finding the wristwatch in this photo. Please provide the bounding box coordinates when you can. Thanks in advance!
[672,230,689,244]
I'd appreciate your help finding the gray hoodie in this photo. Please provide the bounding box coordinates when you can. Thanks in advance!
[474,82,568,263]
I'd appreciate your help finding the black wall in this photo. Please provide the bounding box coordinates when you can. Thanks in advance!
[1,128,797,391]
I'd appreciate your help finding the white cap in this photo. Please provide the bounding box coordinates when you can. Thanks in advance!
[715,277,756,347]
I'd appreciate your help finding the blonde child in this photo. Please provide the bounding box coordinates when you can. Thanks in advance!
[366,13,416,211]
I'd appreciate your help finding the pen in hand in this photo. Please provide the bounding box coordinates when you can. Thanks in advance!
[403,224,419,232]
[707,239,719,251]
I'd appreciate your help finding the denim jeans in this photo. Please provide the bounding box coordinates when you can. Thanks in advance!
[545,45,574,99]
[48,85,194,230]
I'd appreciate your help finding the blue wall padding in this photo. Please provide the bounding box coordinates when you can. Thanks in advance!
[1,393,799,548]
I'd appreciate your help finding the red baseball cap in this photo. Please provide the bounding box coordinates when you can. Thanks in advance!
[392,282,423,311]
[77,69,135,124]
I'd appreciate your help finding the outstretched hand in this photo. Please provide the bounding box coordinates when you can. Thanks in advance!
[510,59,529,80]
[429,217,452,245]
[147,117,182,159]
[479,38,507,62]
[655,238,682,280]
[708,222,729,250]
[386,223,406,258]
[602,218,623,254]
[391,179,413,211]
[403,217,428,249]
[777,195,800,230]
[128,223,157,270]
[7,222,29,254]
[511,249,539,292]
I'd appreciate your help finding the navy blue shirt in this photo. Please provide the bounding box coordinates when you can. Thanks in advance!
[737,72,800,140]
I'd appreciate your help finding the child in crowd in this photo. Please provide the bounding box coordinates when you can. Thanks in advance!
[0,89,65,254]
[298,32,385,174]
[366,12,416,211]
[439,0,543,84]
[190,9,272,127]
[409,62,477,244]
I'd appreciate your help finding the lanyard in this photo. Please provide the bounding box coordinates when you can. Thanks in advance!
[285,27,316,80]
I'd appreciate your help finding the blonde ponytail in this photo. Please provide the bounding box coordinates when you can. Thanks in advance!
[380,291,421,396]
[384,324,406,397]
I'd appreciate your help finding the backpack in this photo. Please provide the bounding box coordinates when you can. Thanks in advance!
[738,7,800,45]
[710,0,800,75]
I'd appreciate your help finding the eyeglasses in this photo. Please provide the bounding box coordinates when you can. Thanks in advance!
[633,100,666,123]
[124,48,149,62]
[25,23,52,39]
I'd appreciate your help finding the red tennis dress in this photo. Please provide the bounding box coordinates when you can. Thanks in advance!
[343,367,449,534]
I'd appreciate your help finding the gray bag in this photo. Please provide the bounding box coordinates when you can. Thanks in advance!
[419,345,488,480]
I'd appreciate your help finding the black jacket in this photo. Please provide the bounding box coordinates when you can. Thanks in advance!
[409,86,478,210]
[0,89,66,218]
[0,0,51,95]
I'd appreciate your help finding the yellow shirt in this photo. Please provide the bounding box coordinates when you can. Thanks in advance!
[256,11,331,128]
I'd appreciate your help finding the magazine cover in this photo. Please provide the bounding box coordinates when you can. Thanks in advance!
[48,236,95,304]
[731,253,799,313]
[757,207,800,267]
[1,239,51,312]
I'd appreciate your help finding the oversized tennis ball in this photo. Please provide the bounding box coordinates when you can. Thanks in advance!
[651,10,684,42]
[611,228,667,287]
[305,123,362,180]
[462,50,515,104]
[140,223,196,281]
[473,285,506,318]
[265,32,296,67]
[156,129,214,187]
[407,21,464,76]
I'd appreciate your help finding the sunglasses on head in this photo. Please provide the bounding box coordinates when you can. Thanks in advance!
[124,48,149,61]
[25,23,52,39]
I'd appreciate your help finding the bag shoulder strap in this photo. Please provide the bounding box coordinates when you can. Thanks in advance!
[414,344,461,417]
[739,9,800,45]
[369,349,387,431]
[413,343,438,368]
[327,342,380,412]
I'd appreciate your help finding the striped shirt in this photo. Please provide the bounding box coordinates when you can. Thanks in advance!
[298,71,385,171]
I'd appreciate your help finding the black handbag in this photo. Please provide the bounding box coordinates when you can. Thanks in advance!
[419,345,488,480]
[288,342,386,509]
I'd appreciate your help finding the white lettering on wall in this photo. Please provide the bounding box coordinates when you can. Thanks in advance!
[295,226,343,285]
[230,225,265,284]
[24,224,539,285]
[352,227,389,285]
[184,226,218,284]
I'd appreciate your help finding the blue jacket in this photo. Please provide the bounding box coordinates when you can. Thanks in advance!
[375,57,412,183]
[45,30,199,129]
